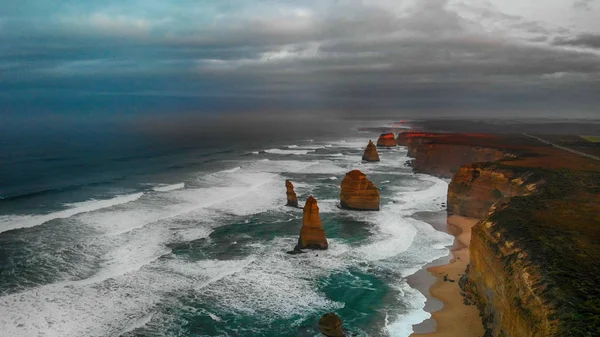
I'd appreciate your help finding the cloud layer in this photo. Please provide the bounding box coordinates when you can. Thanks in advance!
[1,0,599,117]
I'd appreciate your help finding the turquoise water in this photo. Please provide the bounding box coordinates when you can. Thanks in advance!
[0,137,453,336]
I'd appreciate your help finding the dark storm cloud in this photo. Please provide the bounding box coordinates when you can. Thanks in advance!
[554,34,600,49]
[1,0,599,117]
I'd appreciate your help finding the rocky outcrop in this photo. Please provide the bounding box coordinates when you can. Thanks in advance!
[447,163,538,219]
[362,140,380,162]
[294,196,328,250]
[319,313,344,337]
[340,170,380,211]
[285,180,298,207]
[376,133,397,147]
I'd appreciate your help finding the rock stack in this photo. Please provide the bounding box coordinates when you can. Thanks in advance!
[376,133,397,147]
[294,196,328,250]
[340,170,380,211]
[318,313,344,337]
[285,180,298,207]
[361,140,380,162]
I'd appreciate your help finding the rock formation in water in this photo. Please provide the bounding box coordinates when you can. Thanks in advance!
[294,196,328,250]
[376,133,397,147]
[340,170,380,211]
[318,313,344,337]
[285,180,298,207]
[361,140,380,162]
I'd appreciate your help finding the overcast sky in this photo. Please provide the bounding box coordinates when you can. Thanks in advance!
[1,0,599,119]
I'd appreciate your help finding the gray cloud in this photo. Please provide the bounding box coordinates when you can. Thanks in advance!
[573,0,596,11]
[554,34,600,49]
[0,0,599,117]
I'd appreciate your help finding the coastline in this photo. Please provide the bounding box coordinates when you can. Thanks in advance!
[410,215,485,337]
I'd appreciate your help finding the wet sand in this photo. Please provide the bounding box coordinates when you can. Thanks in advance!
[410,215,485,337]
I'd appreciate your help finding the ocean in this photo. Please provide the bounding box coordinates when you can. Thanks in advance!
[0,121,453,337]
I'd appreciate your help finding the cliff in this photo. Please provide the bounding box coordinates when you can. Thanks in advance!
[463,179,600,337]
[377,133,397,147]
[447,163,537,218]
[362,140,380,162]
[340,170,380,211]
[414,144,512,179]
[294,196,328,250]
[285,180,299,207]
[431,132,600,337]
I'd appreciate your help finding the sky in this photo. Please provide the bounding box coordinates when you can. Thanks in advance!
[1,0,600,120]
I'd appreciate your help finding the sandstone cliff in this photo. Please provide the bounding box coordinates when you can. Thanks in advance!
[340,170,380,211]
[431,133,600,337]
[463,184,600,337]
[447,163,538,218]
[362,140,380,162]
[414,144,512,179]
[294,196,328,250]
[376,133,397,147]
[285,180,298,207]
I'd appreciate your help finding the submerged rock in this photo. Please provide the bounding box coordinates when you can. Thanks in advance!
[318,313,344,337]
[340,170,380,211]
[376,133,397,147]
[285,180,299,207]
[294,196,328,250]
[361,140,380,162]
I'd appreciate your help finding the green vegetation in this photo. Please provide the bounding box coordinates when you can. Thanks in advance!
[487,167,600,337]
[581,135,600,143]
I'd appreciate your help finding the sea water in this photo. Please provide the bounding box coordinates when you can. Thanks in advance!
[0,131,453,336]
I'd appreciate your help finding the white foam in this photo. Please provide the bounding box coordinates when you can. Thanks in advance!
[287,145,298,148]
[152,182,185,192]
[0,192,143,234]
[353,208,418,261]
[385,281,431,337]
[264,148,314,155]
[220,166,242,173]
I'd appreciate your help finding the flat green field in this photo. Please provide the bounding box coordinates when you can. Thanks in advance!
[581,135,600,142]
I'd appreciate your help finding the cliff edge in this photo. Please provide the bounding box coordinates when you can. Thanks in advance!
[411,132,600,337]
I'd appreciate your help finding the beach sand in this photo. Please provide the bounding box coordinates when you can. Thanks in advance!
[410,215,485,337]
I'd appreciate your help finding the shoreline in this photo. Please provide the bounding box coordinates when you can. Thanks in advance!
[410,215,485,337]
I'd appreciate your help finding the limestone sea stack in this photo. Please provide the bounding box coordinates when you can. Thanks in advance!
[376,133,397,147]
[361,140,380,162]
[285,180,298,207]
[294,196,328,250]
[318,313,344,337]
[340,170,380,211]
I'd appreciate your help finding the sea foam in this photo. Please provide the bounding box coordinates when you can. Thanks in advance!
[0,192,143,234]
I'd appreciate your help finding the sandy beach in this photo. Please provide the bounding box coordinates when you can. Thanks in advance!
[411,215,485,337]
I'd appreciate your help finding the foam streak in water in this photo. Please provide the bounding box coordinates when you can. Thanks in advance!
[0,192,143,233]
[152,183,185,192]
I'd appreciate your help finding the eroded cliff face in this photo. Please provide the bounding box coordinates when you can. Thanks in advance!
[447,164,538,219]
[463,200,558,337]
[411,132,600,337]
[413,144,512,178]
